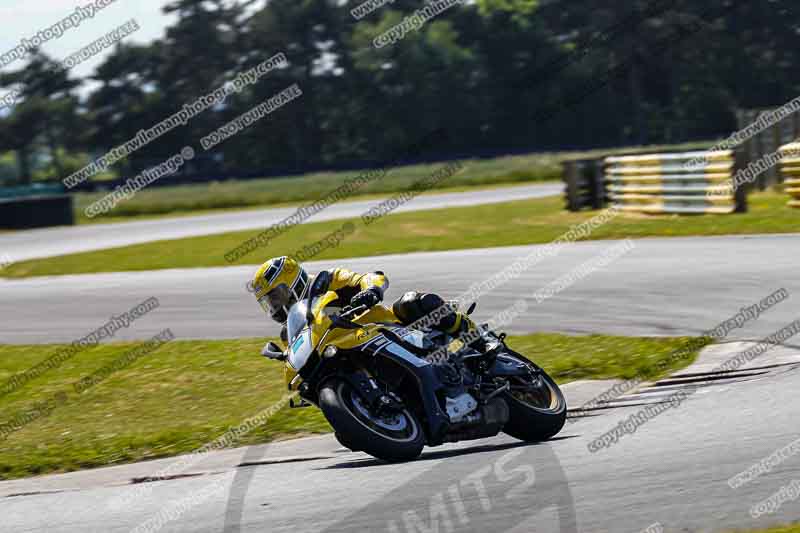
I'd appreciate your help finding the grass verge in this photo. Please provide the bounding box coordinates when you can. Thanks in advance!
[73,140,712,223]
[4,189,796,279]
[0,333,701,480]
[74,180,552,226]
[731,525,800,533]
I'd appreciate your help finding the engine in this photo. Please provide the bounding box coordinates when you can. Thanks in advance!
[443,396,509,443]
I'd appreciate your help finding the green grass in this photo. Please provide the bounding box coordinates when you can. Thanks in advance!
[4,189,797,279]
[74,180,550,226]
[731,525,800,533]
[72,140,713,223]
[0,333,701,480]
[73,158,558,223]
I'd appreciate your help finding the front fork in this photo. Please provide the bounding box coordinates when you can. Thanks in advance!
[337,370,404,415]
[334,363,452,446]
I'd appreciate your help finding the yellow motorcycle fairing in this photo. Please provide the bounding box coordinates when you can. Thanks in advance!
[284,290,400,391]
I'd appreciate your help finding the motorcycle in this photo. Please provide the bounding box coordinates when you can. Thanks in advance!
[261,271,567,462]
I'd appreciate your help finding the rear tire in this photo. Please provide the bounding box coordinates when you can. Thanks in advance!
[500,353,567,442]
[319,379,425,462]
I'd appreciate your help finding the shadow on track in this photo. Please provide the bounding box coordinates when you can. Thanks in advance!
[222,435,577,533]
[316,435,578,470]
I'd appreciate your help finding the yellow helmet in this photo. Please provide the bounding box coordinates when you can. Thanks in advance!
[250,256,309,323]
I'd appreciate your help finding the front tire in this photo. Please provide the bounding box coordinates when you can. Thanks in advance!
[319,379,425,462]
[500,353,567,442]
[334,432,361,452]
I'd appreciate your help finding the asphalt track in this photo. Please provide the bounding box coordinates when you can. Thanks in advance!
[3,343,800,532]
[0,183,561,263]
[2,232,799,532]
[2,233,797,345]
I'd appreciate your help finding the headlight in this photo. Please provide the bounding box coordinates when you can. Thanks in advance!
[323,345,338,358]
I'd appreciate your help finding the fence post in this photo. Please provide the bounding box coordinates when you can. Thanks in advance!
[794,111,800,141]
[590,158,606,209]
[563,161,580,212]
[754,119,767,191]
[772,119,782,185]
[733,146,749,214]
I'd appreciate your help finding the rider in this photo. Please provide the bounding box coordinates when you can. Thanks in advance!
[249,256,477,348]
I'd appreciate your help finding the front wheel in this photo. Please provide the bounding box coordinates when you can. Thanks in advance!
[499,352,567,442]
[319,379,425,462]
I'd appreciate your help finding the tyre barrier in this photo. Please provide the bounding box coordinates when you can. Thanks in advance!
[562,159,605,211]
[604,150,746,214]
[778,142,800,208]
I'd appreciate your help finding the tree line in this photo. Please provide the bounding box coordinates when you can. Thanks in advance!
[0,0,798,185]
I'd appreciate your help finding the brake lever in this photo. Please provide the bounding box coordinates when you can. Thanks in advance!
[331,305,367,330]
[340,304,367,319]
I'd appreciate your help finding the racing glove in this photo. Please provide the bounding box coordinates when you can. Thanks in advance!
[350,287,382,309]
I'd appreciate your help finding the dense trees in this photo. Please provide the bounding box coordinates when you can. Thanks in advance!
[0,0,798,183]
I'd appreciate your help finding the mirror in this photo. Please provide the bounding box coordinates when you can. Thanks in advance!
[308,270,332,300]
[261,341,285,360]
[306,270,332,323]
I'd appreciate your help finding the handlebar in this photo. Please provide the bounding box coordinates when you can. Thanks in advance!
[327,304,369,331]
[338,304,368,320]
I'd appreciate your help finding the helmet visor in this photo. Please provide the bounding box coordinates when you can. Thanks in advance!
[259,284,293,322]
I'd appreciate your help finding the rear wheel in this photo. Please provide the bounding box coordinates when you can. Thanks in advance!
[319,379,425,462]
[499,352,567,442]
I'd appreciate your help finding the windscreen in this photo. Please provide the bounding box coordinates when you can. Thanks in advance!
[286,299,309,343]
